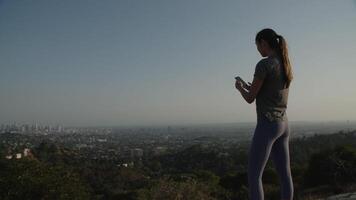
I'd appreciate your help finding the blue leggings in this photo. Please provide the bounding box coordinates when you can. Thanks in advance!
[247,114,294,200]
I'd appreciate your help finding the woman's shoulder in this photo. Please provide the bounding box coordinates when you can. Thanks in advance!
[257,57,270,64]
[256,57,275,70]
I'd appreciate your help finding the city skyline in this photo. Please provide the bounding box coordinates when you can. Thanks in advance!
[1,0,356,126]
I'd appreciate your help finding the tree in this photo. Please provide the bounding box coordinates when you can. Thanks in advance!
[304,144,356,188]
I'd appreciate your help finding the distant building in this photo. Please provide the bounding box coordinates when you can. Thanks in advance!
[153,146,167,156]
[57,125,63,132]
[130,148,143,158]
[23,148,31,157]
[121,147,131,158]
[97,138,107,142]
[16,153,22,159]
[120,161,134,167]
[76,144,88,149]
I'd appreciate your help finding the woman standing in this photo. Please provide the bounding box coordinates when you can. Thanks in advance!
[235,28,294,200]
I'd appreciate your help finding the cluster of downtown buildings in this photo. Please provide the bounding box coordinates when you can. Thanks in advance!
[0,122,64,134]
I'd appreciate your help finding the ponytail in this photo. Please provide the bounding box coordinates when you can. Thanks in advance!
[277,35,293,88]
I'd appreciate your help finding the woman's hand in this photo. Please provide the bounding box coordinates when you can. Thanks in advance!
[236,76,264,104]
[235,80,244,91]
[235,77,251,91]
[244,82,252,90]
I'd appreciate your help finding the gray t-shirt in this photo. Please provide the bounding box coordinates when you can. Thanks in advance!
[253,54,289,122]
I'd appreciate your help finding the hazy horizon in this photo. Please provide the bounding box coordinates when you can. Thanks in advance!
[1,0,356,127]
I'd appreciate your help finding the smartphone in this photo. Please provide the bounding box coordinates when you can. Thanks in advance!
[235,76,250,88]
[235,76,242,82]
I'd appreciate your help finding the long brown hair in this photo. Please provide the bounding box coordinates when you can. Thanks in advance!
[255,28,293,88]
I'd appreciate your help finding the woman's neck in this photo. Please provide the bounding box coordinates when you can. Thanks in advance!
[267,50,278,57]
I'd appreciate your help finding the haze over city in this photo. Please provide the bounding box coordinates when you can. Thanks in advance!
[1,0,355,127]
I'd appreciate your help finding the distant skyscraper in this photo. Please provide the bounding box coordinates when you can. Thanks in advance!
[57,125,62,132]
[35,123,39,131]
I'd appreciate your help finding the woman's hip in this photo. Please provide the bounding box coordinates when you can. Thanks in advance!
[255,113,289,138]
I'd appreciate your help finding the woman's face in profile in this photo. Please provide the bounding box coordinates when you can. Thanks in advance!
[255,39,268,57]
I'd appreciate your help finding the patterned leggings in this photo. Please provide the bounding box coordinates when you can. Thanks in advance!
[248,114,294,200]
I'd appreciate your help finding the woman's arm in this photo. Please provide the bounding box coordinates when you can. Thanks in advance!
[235,76,264,104]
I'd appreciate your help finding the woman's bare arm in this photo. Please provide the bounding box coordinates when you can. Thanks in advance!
[235,76,264,104]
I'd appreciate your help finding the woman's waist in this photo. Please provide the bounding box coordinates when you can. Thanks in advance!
[257,109,288,123]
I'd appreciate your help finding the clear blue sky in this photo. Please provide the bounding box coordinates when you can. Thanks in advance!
[1,0,355,127]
